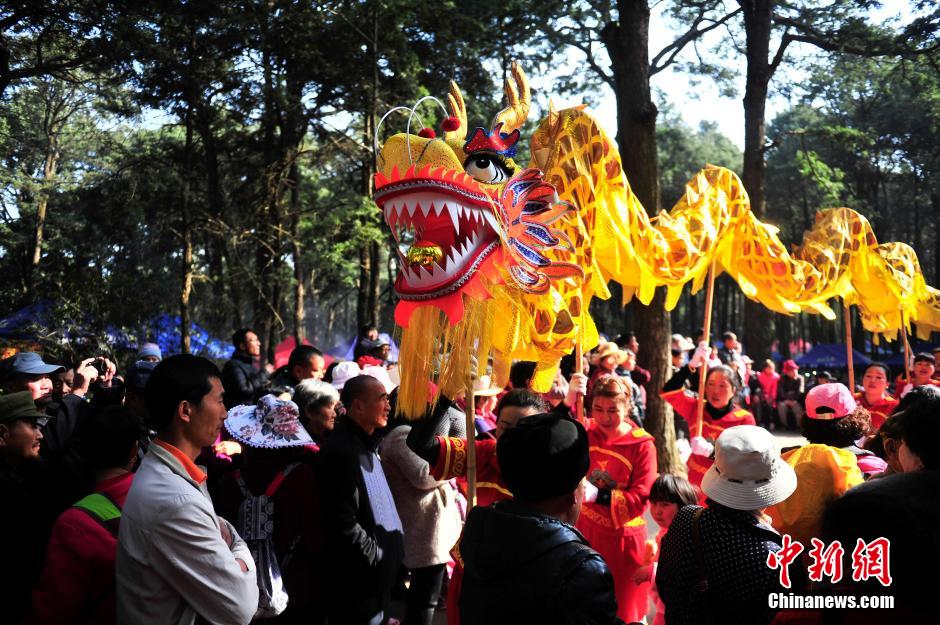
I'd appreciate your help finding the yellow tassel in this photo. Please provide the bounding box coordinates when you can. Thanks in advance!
[396,305,445,420]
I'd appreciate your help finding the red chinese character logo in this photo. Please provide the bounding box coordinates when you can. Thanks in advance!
[851,537,892,586]
[807,538,844,583]
[767,534,804,588]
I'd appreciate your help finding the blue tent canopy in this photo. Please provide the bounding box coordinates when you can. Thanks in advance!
[878,342,939,367]
[142,314,233,360]
[329,332,399,363]
[106,315,233,359]
[795,344,872,369]
[0,301,53,339]
[0,304,232,360]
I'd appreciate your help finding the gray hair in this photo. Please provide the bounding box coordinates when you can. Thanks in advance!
[293,379,339,415]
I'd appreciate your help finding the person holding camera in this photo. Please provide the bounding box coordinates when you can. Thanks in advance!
[2,351,126,516]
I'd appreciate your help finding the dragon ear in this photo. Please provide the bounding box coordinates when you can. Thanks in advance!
[547,98,560,130]
[491,61,530,135]
[445,80,467,143]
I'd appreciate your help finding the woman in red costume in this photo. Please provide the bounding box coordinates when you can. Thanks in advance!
[855,362,898,433]
[661,346,755,491]
[577,375,657,624]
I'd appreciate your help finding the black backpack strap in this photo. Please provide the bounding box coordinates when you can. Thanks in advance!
[692,507,731,621]
[692,507,708,591]
[233,470,250,498]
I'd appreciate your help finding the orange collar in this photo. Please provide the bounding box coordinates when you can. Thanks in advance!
[154,439,207,484]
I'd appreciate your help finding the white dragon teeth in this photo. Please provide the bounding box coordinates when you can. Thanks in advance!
[385,192,502,288]
[446,201,460,233]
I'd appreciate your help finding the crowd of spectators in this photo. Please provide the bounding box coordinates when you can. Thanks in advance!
[1,325,937,625]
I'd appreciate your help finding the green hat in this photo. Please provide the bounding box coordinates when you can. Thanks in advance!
[0,391,50,425]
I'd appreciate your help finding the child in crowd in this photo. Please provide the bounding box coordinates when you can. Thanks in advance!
[633,474,697,625]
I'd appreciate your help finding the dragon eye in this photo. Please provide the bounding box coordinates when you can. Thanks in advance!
[465,155,510,184]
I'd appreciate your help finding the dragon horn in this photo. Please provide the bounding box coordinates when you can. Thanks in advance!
[445,80,468,142]
[491,61,530,134]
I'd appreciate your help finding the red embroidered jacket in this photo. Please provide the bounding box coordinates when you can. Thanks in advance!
[661,386,755,487]
[578,424,657,537]
[854,392,898,433]
[430,437,512,508]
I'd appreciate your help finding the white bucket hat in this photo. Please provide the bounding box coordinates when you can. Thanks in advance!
[331,361,362,390]
[224,394,313,449]
[472,374,502,397]
[362,364,396,393]
[671,334,695,351]
[701,425,797,510]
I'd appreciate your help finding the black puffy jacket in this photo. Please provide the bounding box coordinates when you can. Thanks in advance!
[459,500,624,625]
[221,353,269,408]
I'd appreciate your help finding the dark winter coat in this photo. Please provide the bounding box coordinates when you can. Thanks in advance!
[459,500,623,625]
[221,353,269,408]
[316,418,404,620]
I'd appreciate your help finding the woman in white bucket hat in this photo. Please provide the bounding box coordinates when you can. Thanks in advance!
[657,425,797,625]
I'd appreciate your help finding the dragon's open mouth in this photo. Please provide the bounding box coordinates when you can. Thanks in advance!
[375,166,501,299]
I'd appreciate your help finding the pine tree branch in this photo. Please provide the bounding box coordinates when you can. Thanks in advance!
[556,25,614,88]
[773,14,940,60]
[651,7,743,76]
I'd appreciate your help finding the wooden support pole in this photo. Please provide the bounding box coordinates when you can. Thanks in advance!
[695,261,717,438]
[902,316,912,385]
[574,341,585,425]
[464,382,477,508]
[845,303,855,392]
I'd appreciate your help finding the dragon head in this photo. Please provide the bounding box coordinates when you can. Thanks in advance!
[375,63,579,327]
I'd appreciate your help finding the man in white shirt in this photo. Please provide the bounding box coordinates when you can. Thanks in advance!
[116,354,258,625]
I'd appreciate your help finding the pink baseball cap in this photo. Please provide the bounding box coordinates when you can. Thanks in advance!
[805,383,857,420]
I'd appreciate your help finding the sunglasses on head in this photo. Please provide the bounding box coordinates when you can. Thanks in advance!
[597,375,629,395]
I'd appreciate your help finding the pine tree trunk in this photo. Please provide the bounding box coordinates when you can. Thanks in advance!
[195,105,229,329]
[180,106,195,354]
[740,0,775,362]
[369,240,380,328]
[291,163,306,343]
[602,0,678,473]
[358,0,381,331]
[26,139,59,301]
[357,246,371,330]
[933,192,940,284]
